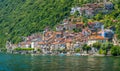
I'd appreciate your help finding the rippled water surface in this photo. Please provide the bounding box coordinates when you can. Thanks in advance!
[0,53,120,71]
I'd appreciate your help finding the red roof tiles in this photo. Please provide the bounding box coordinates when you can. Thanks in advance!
[88,35,107,40]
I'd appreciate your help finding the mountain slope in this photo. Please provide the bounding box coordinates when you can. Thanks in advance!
[0,0,76,47]
[0,0,120,48]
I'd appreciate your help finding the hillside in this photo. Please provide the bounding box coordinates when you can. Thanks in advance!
[0,0,120,48]
[0,0,74,47]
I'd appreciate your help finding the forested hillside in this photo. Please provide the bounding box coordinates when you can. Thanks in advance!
[0,0,120,48]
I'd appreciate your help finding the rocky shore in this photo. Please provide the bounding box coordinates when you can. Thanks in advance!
[5,50,107,57]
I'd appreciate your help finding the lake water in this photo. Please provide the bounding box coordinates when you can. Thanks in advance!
[0,53,120,71]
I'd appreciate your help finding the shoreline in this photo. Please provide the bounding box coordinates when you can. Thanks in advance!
[2,51,112,57]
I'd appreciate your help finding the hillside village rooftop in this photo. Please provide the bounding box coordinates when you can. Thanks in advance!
[6,16,115,54]
[5,1,117,55]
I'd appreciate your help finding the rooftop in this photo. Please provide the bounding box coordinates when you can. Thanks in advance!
[88,35,108,40]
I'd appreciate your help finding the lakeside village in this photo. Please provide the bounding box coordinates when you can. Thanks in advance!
[6,1,120,56]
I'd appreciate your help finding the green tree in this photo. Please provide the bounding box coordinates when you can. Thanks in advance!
[110,45,120,56]
[82,44,91,53]
[94,13,103,20]
[93,42,101,50]
[101,42,113,55]
[75,48,80,53]
[74,11,80,17]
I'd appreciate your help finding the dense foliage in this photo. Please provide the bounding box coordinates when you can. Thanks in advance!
[15,48,34,51]
[0,0,74,47]
[0,0,120,48]
[92,42,120,56]
[110,45,120,56]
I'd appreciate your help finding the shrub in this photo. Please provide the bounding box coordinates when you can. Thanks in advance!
[75,48,80,53]
[110,45,120,56]
[82,44,87,51]
[82,44,91,53]
[37,49,42,52]
[92,42,101,49]
[99,48,104,54]
[1,48,7,52]
[100,42,113,55]
[15,48,34,51]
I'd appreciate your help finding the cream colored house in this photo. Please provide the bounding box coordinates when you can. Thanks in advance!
[87,35,108,45]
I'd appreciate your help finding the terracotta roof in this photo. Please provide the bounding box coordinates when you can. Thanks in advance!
[64,39,73,43]
[88,35,107,40]
[55,38,64,41]
[38,42,46,45]
[55,31,62,34]
[88,22,95,25]
[52,42,59,44]
[92,31,101,35]
[45,31,53,34]
[98,30,103,34]
[20,42,31,45]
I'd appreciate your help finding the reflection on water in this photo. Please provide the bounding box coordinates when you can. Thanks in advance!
[0,53,120,71]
